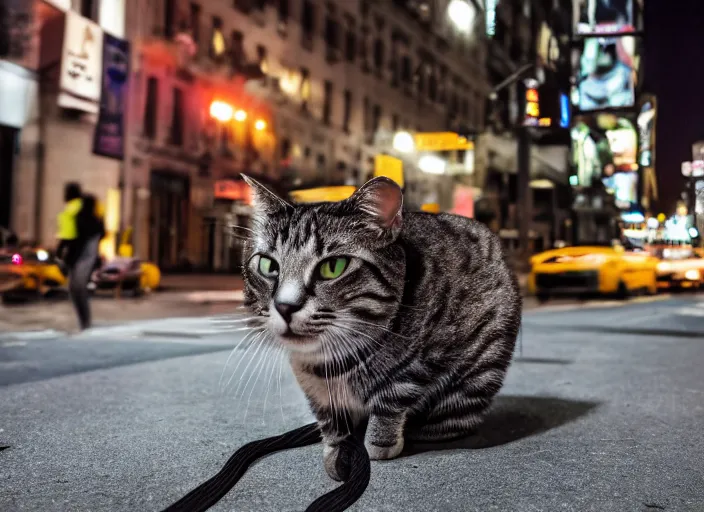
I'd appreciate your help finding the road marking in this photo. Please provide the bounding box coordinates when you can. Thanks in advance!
[1,341,28,347]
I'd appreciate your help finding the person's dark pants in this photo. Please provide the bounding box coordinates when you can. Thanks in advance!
[68,236,100,330]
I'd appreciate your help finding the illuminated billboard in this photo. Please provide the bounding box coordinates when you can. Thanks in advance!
[574,0,642,36]
[637,96,656,168]
[603,170,638,210]
[571,114,637,187]
[571,36,640,112]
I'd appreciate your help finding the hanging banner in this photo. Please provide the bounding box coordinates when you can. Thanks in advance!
[93,32,130,159]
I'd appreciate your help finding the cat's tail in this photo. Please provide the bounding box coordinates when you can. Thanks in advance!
[160,422,371,512]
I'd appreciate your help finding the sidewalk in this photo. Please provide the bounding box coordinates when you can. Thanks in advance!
[0,273,530,335]
[159,272,529,293]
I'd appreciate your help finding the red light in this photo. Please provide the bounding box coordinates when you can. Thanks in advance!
[11,253,22,265]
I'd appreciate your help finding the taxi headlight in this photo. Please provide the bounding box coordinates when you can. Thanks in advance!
[684,269,700,281]
[657,262,671,273]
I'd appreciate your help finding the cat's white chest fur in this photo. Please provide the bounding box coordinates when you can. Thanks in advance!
[290,357,366,419]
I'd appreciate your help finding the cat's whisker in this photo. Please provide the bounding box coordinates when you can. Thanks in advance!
[338,317,412,340]
[231,334,269,400]
[262,345,282,426]
[320,336,338,433]
[218,328,264,394]
[277,348,286,425]
[229,224,255,234]
[333,323,384,348]
[243,338,275,426]
[224,331,266,394]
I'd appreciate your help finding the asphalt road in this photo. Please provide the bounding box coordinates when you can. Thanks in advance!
[1,296,704,511]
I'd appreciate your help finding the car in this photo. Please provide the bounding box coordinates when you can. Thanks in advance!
[651,245,704,290]
[0,248,68,303]
[90,257,161,296]
[528,244,659,302]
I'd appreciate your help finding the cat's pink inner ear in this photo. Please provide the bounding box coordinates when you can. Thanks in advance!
[358,178,403,229]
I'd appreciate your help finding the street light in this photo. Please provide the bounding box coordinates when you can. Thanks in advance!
[254,119,267,131]
[210,101,233,122]
[447,0,475,33]
[392,131,415,153]
[418,155,447,175]
[234,109,247,122]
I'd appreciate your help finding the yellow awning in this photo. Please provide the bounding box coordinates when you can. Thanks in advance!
[289,186,357,203]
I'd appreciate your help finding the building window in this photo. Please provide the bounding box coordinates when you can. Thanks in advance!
[316,153,326,173]
[233,0,252,13]
[164,0,176,38]
[231,31,245,70]
[391,113,399,131]
[372,104,381,134]
[428,70,437,101]
[190,3,201,44]
[210,17,226,62]
[323,80,333,126]
[300,67,311,112]
[280,138,292,161]
[256,44,268,75]
[363,96,370,134]
[301,0,315,50]
[416,63,426,96]
[143,77,158,140]
[401,55,412,83]
[461,98,470,123]
[343,89,352,132]
[345,29,356,62]
[80,0,96,21]
[278,0,289,22]
[170,87,184,146]
[373,38,384,77]
[325,15,339,51]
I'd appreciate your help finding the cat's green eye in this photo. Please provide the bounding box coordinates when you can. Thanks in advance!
[258,256,279,278]
[319,257,350,280]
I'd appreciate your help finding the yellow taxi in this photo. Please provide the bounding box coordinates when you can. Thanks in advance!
[651,245,704,290]
[528,244,659,302]
[0,248,68,303]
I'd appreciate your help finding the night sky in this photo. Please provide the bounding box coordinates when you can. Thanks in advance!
[644,0,704,213]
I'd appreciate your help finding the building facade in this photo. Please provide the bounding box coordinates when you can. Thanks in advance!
[123,0,491,271]
[1,0,127,257]
[2,0,490,271]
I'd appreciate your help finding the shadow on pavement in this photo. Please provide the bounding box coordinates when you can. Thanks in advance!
[403,396,599,456]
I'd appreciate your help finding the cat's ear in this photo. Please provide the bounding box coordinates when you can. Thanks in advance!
[349,177,403,238]
[242,174,291,218]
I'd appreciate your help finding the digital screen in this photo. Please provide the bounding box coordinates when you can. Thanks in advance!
[571,36,639,112]
[637,97,655,167]
[574,0,639,36]
[571,114,637,188]
[603,171,638,210]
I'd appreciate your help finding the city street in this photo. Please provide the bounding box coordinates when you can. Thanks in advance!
[1,295,704,511]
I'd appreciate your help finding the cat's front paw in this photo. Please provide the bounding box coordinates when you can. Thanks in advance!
[323,443,353,482]
[365,437,404,460]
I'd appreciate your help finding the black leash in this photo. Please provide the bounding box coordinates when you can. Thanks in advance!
[161,422,371,512]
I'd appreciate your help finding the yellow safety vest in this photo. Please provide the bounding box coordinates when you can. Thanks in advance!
[57,198,105,240]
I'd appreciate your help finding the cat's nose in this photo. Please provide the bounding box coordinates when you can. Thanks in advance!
[274,301,303,324]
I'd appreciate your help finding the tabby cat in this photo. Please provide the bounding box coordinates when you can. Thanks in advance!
[242,175,522,481]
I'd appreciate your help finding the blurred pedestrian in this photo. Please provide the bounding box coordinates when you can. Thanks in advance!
[56,183,106,330]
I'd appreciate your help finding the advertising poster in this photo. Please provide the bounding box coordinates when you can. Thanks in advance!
[93,33,130,160]
[571,36,639,111]
[59,10,103,105]
[574,0,639,35]
[571,114,637,187]
[637,96,656,167]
